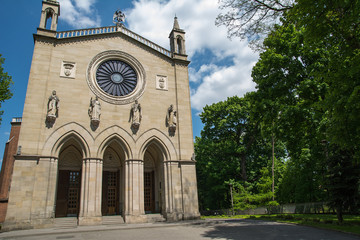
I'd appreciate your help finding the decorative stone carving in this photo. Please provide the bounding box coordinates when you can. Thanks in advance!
[156,75,168,90]
[129,100,142,131]
[88,96,101,127]
[86,50,146,105]
[46,90,59,124]
[60,61,76,78]
[166,104,177,134]
[191,153,196,161]
[113,9,125,27]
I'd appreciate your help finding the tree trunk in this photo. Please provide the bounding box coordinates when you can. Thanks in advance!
[336,206,343,224]
[241,154,247,182]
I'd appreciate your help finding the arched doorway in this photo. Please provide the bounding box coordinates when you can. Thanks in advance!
[143,141,165,214]
[55,138,83,218]
[102,140,125,216]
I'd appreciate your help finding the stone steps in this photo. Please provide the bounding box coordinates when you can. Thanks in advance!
[102,215,125,225]
[54,217,78,229]
[146,213,166,223]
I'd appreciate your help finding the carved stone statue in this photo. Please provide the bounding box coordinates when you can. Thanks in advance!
[167,104,177,134]
[129,100,141,130]
[172,111,177,126]
[113,9,125,26]
[47,90,59,123]
[88,96,101,126]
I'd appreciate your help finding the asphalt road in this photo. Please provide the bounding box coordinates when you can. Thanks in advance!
[0,219,359,240]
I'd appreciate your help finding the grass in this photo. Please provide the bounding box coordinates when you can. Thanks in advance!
[201,214,360,235]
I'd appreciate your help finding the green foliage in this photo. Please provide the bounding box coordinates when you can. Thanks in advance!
[250,22,329,204]
[204,0,360,219]
[231,167,279,210]
[0,54,13,125]
[326,147,360,223]
[195,96,286,210]
[288,0,360,162]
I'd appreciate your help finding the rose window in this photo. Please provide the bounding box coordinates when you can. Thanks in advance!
[96,60,137,96]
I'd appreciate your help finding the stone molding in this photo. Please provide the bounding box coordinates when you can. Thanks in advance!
[42,122,93,157]
[86,50,146,105]
[125,159,144,163]
[83,158,103,162]
[95,125,135,159]
[42,123,180,160]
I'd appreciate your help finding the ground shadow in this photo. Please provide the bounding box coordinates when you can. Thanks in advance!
[193,219,359,240]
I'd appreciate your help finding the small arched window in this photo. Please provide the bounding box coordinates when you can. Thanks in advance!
[177,36,183,54]
[45,8,54,30]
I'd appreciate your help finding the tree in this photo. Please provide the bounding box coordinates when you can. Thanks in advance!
[0,54,13,125]
[195,95,286,210]
[195,96,257,210]
[326,147,360,223]
[287,0,360,163]
[217,0,360,163]
[216,0,294,44]
[250,22,329,204]
[215,0,360,220]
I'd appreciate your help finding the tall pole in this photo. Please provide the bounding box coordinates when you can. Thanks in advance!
[229,183,234,215]
[272,131,275,201]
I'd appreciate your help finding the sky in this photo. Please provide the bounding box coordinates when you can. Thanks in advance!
[0,0,259,164]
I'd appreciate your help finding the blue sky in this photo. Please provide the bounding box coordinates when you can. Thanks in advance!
[0,0,258,164]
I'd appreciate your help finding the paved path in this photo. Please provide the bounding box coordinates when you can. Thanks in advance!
[0,219,359,240]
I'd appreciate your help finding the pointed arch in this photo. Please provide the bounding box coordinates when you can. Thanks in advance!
[136,128,178,161]
[42,122,93,158]
[95,125,134,159]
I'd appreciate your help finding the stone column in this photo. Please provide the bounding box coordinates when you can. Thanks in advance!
[163,160,183,221]
[45,157,58,219]
[78,158,103,225]
[29,157,58,228]
[180,161,200,220]
[124,159,146,223]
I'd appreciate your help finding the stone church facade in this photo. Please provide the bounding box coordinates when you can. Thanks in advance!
[2,0,199,230]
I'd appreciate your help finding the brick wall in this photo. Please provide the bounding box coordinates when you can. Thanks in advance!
[0,119,21,222]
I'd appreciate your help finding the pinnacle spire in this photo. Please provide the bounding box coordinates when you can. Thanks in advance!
[173,15,180,30]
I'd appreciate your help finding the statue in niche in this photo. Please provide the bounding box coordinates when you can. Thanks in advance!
[88,96,101,126]
[46,90,59,123]
[129,100,142,130]
[166,104,177,134]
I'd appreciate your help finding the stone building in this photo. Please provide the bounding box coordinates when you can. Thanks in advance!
[1,0,199,230]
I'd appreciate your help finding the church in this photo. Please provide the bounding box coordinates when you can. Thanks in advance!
[0,0,199,230]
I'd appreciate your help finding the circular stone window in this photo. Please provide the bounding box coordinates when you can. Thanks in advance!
[87,50,146,104]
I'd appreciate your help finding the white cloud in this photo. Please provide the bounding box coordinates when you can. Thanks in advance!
[126,0,260,111]
[191,59,257,111]
[189,64,219,83]
[74,0,96,13]
[58,0,101,28]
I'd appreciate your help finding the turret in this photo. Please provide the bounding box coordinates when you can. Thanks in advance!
[169,16,187,60]
[37,0,60,37]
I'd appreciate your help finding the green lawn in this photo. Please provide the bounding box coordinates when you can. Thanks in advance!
[201,214,360,235]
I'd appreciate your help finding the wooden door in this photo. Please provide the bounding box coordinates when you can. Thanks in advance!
[144,171,155,213]
[102,171,119,215]
[67,171,81,216]
[55,170,81,217]
[55,170,69,217]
